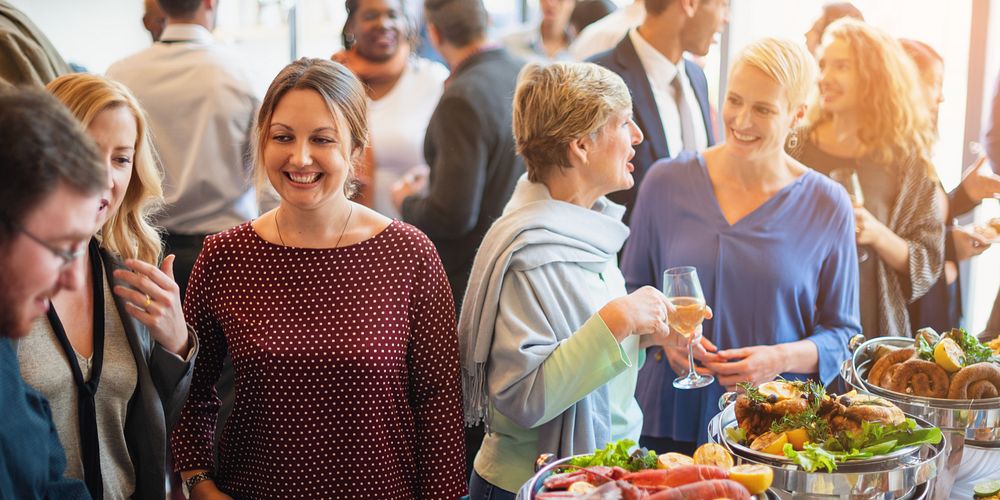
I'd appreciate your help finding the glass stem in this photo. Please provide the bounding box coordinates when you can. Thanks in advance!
[687,340,697,379]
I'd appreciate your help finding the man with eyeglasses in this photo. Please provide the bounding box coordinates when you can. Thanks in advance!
[0,88,107,498]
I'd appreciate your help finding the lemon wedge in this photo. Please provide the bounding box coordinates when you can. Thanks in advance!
[729,464,774,494]
[657,452,694,470]
[934,337,964,373]
[693,443,734,470]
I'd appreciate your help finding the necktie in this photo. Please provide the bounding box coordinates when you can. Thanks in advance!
[671,74,697,152]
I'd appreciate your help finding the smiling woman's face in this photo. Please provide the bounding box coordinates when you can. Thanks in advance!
[263,89,356,211]
[349,0,405,62]
[722,63,796,162]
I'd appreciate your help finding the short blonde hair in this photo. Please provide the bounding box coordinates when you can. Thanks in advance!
[47,73,164,264]
[513,62,631,182]
[807,19,936,178]
[733,37,817,111]
[253,58,369,198]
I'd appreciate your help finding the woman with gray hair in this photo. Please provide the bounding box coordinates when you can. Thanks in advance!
[459,62,685,499]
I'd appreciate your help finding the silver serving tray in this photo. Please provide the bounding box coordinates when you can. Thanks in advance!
[518,454,778,499]
[707,401,947,499]
[722,421,921,468]
[844,336,1000,447]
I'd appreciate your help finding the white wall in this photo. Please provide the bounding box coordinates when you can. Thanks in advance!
[9,0,152,74]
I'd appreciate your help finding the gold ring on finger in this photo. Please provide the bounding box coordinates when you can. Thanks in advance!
[143,294,152,309]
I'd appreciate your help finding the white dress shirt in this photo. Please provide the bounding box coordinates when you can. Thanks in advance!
[107,24,261,235]
[501,24,572,63]
[628,28,708,155]
[569,1,645,61]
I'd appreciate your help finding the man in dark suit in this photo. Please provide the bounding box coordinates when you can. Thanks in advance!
[392,0,524,310]
[391,0,524,480]
[591,0,728,221]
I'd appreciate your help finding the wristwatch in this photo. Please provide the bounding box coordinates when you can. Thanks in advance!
[182,471,213,498]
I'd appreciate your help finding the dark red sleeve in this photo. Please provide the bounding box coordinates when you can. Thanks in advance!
[406,229,468,499]
[170,234,226,473]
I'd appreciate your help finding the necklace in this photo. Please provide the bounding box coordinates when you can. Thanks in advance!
[274,203,355,248]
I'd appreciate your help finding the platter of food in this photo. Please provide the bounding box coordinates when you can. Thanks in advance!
[708,380,947,498]
[722,380,941,472]
[844,330,1000,446]
[864,328,1000,399]
[520,439,777,499]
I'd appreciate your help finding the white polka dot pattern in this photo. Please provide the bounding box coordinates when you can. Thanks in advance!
[170,221,467,499]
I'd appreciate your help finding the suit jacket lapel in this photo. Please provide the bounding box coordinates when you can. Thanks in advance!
[614,37,669,162]
[685,59,716,145]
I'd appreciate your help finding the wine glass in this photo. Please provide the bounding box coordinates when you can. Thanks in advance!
[663,266,714,389]
[829,167,870,262]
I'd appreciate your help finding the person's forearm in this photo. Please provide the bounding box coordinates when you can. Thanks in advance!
[775,339,819,374]
[872,224,910,274]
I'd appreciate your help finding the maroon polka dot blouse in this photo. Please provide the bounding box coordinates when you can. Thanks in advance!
[171,221,467,499]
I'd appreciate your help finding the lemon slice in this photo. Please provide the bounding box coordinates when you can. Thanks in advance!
[693,443,734,469]
[657,452,694,470]
[750,431,788,456]
[729,464,774,494]
[758,381,801,400]
[934,337,965,373]
[785,428,809,451]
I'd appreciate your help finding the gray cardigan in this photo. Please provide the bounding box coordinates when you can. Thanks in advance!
[16,249,197,499]
[106,249,198,500]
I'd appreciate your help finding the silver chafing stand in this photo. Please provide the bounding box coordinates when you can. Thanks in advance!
[841,335,1000,499]
[707,393,947,499]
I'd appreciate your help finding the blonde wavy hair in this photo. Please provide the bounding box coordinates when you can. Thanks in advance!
[513,62,631,182]
[47,74,164,264]
[806,19,937,179]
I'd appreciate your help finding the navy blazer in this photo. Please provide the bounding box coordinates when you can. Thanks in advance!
[590,35,715,222]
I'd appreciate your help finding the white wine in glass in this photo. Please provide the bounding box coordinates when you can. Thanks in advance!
[663,267,714,389]
[829,167,870,262]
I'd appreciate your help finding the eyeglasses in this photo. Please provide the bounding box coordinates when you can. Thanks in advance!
[20,228,86,268]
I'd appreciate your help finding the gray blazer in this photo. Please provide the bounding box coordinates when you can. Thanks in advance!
[14,249,197,499]
[101,249,198,500]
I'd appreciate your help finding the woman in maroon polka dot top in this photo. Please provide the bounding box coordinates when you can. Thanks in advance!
[170,58,467,499]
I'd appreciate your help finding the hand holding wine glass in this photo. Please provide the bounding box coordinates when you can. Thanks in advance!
[663,266,715,389]
[829,167,870,262]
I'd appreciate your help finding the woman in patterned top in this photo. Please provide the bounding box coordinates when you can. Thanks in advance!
[789,19,944,339]
[171,58,467,499]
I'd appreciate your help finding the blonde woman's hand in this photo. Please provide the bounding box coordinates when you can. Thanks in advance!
[598,286,675,343]
[706,345,787,391]
[112,254,189,355]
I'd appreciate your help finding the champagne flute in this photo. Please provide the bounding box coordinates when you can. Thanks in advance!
[663,266,713,389]
[829,167,870,262]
